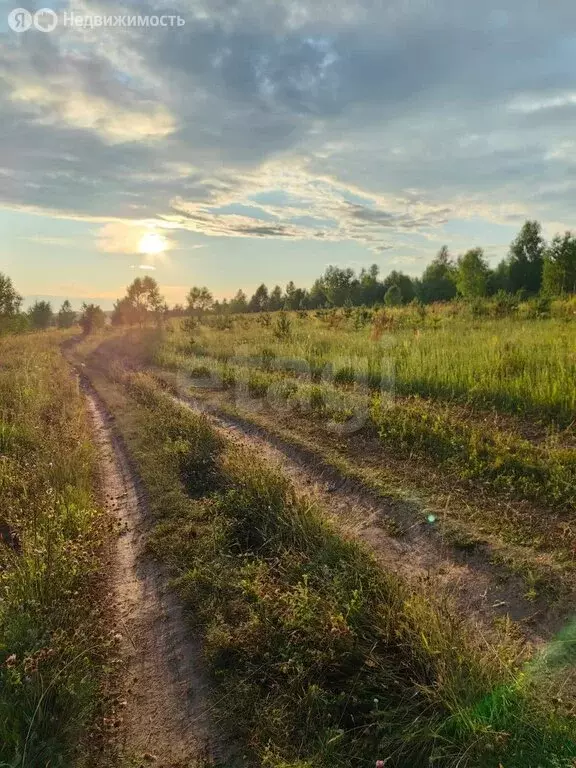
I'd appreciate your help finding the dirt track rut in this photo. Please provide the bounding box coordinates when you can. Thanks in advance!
[83,379,215,767]
[173,390,565,645]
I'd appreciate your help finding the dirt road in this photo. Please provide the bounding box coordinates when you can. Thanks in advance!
[83,379,215,767]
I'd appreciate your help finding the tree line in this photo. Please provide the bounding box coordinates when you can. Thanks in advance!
[1,219,575,334]
[0,275,166,335]
[187,220,576,314]
[0,281,107,335]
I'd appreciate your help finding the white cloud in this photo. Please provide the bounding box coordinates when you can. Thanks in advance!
[3,0,576,263]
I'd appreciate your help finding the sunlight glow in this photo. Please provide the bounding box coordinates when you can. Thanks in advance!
[138,231,167,255]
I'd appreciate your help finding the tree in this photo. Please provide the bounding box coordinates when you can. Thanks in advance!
[284,281,308,310]
[0,273,22,316]
[268,285,284,311]
[384,284,402,307]
[420,246,457,303]
[542,232,576,295]
[508,220,545,295]
[79,303,106,335]
[230,290,248,314]
[111,297,136,326]
[248,284,269,313]
[357,264,385,306]
[187,286,213,315]
[28,300,53,330]
[308,279,327,309]
[382,271,415,304]
[212,299,229,315]
[57,299,76,329]
[456,248,491,298]
[489,260,510,295]
[110,278,164,326]
[320,267,358,307]
[128,276,163,324]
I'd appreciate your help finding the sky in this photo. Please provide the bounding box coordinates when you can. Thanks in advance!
[1,0,576,309]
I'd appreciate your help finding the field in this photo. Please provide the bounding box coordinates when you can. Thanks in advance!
[1,303,576,767]
[153,305,576,595]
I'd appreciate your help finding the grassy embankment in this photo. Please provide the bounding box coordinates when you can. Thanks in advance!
[76,338,576,768]
[0,333,112,767]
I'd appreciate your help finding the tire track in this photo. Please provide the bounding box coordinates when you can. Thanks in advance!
[172,390,566,645]
[82,377,217,767]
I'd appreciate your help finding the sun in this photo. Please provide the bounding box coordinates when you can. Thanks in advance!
[138,231,167,255]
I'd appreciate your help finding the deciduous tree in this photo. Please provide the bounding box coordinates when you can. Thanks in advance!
[57,300,76,329]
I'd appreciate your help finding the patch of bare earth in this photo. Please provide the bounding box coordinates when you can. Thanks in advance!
[172,390,572,648]
[83,379,216,768]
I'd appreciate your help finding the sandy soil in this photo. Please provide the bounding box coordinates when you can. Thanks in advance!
[83,379,216,768]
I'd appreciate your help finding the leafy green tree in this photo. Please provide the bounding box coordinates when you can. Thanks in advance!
[28,300,53,330]
[248,284,269,312]
[111,297,135,326]
[230,290,248,314]
[358,264,385,306]
[420,246,457,303]
[126,277,164,325]
[456,248,491,298]
[79,303,106,335]
[320,266,358,307]
[268,285,284,311]
[508,220,545,295]
[307,279,327,309]
[57,299,76,329]
[284,281,307,310]
[187,286,213,315]
[212,299,230,315]
[0,273,22,316]
[382,271,415,304]
[489,259,510,295]
[542,232,576,295]
[111,278,164,326]
[384,284,402,307]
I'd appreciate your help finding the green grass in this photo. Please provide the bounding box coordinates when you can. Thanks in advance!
[160,302,576,425]
[82,361,576,768]
[153,340,576,515]
[0,333,110,767]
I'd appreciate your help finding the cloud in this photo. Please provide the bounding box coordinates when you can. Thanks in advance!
[22,236,77,247]
[3,0,576,263]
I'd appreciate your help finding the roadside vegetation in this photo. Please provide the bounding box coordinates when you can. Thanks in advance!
[155,304,576,515]
[0,333,110,767]
[72,354,576,768]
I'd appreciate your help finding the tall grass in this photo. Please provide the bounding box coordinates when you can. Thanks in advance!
[162,308,576,425]
[91,366,576,768]
[0,333,107,767]
[153,342,576,515]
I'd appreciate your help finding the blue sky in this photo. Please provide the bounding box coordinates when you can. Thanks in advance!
[2,0,576,308]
